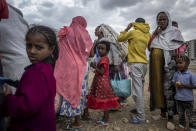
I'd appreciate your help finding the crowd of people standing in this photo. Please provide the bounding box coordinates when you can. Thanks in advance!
[0,1,196,131]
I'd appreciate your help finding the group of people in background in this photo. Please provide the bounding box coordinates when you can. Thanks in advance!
[0,0,196,131]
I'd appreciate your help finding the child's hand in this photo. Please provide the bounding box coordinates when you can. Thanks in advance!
[153,26,162,35]
[175,81,183,88]
[4,84,12,95]
[90,62,97,68]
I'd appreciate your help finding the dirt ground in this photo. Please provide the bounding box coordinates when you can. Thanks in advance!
[57,65,196,131]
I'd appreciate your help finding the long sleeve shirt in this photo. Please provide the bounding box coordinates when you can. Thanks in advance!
[1,62,56,131]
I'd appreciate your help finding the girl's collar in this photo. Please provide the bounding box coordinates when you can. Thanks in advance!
[25,57,53,70]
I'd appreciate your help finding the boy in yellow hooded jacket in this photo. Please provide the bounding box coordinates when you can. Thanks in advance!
[118,18,150,124]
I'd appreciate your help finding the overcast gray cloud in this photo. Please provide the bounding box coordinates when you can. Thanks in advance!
[99,0,143,9]
[41,1,54,8]
[6,0,196,41]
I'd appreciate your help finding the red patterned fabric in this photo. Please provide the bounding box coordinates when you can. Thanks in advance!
[87,56,120,110]
[94,56,109,76]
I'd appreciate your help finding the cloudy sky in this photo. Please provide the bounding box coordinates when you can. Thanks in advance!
[7,0,196,41]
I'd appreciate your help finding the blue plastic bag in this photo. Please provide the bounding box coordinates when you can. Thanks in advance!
[0,77,15,86]
[110,73,131,97]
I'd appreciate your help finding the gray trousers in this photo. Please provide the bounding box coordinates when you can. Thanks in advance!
[130,63,147,120]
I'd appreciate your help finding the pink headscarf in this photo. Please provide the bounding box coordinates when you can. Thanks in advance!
[54,16,93,109]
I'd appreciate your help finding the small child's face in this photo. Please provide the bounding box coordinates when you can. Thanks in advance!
[176,58,188,72]
[97,43,107,57]
[26,33,54,64]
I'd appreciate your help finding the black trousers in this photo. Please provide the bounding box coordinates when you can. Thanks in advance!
[176,100,196,129]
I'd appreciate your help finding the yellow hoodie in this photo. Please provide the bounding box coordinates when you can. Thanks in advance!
[118,22,151,64]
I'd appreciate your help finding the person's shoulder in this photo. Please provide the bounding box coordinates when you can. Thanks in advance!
[36,62,53,72]
[187,70,196,77]
[170,26,182,33]
[99,56,109,63]
[173,71,179,76]
[174,71,184,78]
[103,56,109,60]
[28,62,53,75]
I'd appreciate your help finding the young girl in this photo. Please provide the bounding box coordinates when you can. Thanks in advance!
[0,25,59,131]
[87,39,120,126]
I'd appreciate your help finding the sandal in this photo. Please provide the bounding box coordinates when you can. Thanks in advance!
[98,117,104,121]
[64,127,82,131]
[95,120,109,127]
[64,124,82,131]
[130,117,145,124]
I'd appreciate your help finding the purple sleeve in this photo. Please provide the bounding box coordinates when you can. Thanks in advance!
[172,72,177,83]
[2,71,49,118]
[191,73,196,86]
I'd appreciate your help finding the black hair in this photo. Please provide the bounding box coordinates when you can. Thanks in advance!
[26,25,59,67]
[176,55,190,66]
[172,21,178,27]
[96,25,101,30]
[96,25,104,37]
[172,21,178,25]
[98,40,110,53]
[157,12,165,20]
[156,12,169,22]
[156,12,169,29]
[135,18,145,23]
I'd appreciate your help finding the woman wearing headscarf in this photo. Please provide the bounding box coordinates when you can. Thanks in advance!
[54,16,93,129]
[149,11,184,127]
[94,24,128,80]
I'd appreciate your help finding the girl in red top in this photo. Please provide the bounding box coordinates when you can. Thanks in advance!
[87,39,120,126]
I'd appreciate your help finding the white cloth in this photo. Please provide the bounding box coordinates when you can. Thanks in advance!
[150,11,184,67]
[0,4,30,81]
[99,24,128,63]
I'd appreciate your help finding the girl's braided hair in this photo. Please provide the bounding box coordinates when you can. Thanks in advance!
[26,25,59,67]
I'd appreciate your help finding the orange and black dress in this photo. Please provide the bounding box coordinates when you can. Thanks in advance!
[87,56,120,110]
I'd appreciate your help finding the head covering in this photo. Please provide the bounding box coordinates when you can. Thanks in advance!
[0,0,8,19]
[132,22,150,34]
[54,16,93,109]
[150,11,184,50]
[98,24,128,62]
[99,24,119,43]
[150,11,184,67]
